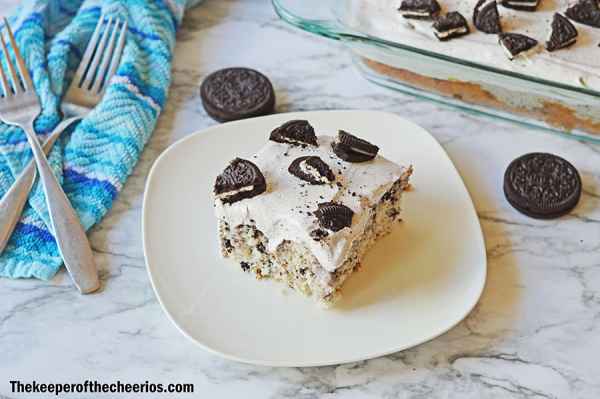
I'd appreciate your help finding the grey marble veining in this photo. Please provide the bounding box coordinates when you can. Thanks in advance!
[1,0,599,398]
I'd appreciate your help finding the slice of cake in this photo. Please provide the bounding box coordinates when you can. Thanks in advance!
[213,120,413,306]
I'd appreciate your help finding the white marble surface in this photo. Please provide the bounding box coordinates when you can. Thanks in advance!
[1,1,600,398]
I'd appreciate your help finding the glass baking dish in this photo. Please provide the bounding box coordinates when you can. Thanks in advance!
[272,0,600,144]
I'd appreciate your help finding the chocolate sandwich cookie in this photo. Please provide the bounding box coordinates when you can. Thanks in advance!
[546,13,578,51]
[398,0,441,20]
[499,33,538,59]
[433,12,470,41]
[200,67,275,122]
[270,120,318,147]
[500,0,539,12]
[332,130,379,162]
[503,153,581,219]
[474,0,502,34]
[566,0,600,28]
[214,158,267,205]
[315,202,354,232]
[288,156,335,185]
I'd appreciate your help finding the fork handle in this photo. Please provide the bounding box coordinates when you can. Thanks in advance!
[0,117,82,255]
[22,122,99,294]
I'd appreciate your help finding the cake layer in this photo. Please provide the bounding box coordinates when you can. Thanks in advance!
[217,174,411,304]
[364,57,600,134]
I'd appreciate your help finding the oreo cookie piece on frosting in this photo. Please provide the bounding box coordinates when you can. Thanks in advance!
[332,130,379,163]
[546,13,578,52]
[315,202,354,232]
[433,12,470,41]
[270,120,318,147]
[499,33,538,59]
[398,0,441,20]
[565,0,600,28]
[474,0,502,34]
[288,156,335,185]
[500,0,539,11]
[214,158,266,204]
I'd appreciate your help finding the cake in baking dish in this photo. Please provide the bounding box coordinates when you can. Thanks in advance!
[351,0,600,135]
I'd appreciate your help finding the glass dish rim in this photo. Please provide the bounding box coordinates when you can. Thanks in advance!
[272,0,600,99]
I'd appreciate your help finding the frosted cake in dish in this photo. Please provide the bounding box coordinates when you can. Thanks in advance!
[359,0,600,89]
[349,0,600,135]
[213,120,412,306]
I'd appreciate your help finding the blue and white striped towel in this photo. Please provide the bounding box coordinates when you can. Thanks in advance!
[0,0,200,280]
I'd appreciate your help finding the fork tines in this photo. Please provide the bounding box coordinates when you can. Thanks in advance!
[0,17,34,97]
[0,15,128,99]
[75,15,128,94]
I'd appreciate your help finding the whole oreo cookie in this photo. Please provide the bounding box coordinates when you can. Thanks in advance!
[288,156,335,185]
[214,158,267,204]
[200,67,275,122]
[315,202,354,232]
[332,130,379,162]
[503,153,581,219]
[270,120,318,147]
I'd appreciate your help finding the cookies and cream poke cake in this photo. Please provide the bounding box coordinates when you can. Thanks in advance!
[213,120,412,306]
[358,0,600,87]
[348,0,600,134]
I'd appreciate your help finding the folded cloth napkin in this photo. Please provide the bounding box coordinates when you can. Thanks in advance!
[0,0,200,280]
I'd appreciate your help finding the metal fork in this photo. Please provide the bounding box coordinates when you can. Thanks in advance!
[0,16,128,260]
[0,17,126,293]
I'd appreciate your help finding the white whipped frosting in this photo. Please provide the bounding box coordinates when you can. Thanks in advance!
[350,0,600,90]
[214,136,408,272]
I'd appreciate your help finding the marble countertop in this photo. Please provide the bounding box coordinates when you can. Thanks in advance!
[1,1,600,398]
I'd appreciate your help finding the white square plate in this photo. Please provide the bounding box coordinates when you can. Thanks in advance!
[142,110,486,367]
